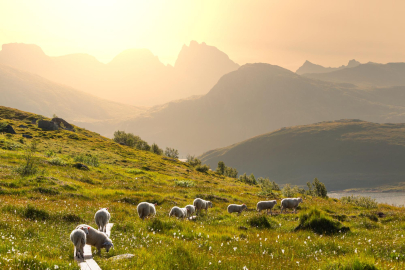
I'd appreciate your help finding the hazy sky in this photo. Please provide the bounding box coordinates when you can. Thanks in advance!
[1,0,405,71]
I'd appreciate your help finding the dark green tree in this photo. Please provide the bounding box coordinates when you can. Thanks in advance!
[216,161,226,175]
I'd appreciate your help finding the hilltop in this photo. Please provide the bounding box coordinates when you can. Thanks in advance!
[296,59,360,75]
[0,106,404,269]
[119,63,405,155]
[199,119,405,191]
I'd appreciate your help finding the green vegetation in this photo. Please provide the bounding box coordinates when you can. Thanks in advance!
[113,130,151,151]
[296,208,349,235]
[0,106,404,269]
[216,161,238,178]
[164,147,179,159]
[238,173,257,185]
[341,195,378,209]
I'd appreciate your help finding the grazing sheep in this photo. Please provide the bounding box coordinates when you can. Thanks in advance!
[70,228,87,259]
[193,198,213,215]
[256,200,277,215]
[227,204,247,215]
[185,205,195,217]
[280,197,303,214]
[137,202,157,220]
[169,206,189,219]
[95,208,110,233]
[76,224,113,253]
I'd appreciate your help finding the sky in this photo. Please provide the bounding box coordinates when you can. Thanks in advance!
[1,0,405,71]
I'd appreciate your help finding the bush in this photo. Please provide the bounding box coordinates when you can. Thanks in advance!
[147,219,179,233]
[296,208,349,235]
[164,147,179,159]
[44,150,55,157]
[340,195,378,209]
[73,153,99,167]
[113,130,151,151]
[15,141,39,176]
[238,173,257,185]
[216,161,238,178]
[306,178,328,197]
[281,184,295,197]
[24,205,50,221]
[323,258,379,270]
[175,180,195,187]
[248,216,276,229]
[48,157,66,166]
[195,164,210,173]
[150,143,163,155]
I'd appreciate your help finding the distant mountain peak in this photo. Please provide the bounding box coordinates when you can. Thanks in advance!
[347,59,360,68]
[1,43,46,56]
[296,59,361,75]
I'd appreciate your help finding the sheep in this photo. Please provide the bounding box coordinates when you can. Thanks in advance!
[256,200,277,215]
[70,228,87,259]
[169,206,189,219]
[280,197,303,214]
[227,204,247,215]
[76,224,113,253]
[185,205,195,217]
[137,202,157,220]
[95,208,110,233]
[193,198,213,215]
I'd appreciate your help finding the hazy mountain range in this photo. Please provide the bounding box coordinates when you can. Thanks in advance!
[296,59,360,75]
[199,120,405,191]
[118,63,405,156]
[0,41,239,106]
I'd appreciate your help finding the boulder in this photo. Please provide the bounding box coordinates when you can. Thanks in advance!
[3,125,16,134]
[38,120,58,131]
[73,163,89,170]
[18,125,28,128]
[22,134,33,139]
[51,118,74,131]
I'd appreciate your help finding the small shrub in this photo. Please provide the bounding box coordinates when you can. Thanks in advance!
[147,219,179,232]
[48,157,66,166]
[24,205,50,220]
[323,257,379,270]
[296,208,349,235]
[127,169,144,175]
[164,147,179,159]
[186,155,202,167]
[282,184,296,197]
[248,216,275,229]
[150,143,163,155]
[44,150,55,157]
[340,195,378,209]
[73,153,99,167]
[195,164,210,173]
[238,173,257,185]
[61,213,83,223]
[175,180,195,187]
[34,187,60,195]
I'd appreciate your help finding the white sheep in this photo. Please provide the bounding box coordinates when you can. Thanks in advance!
[95,208,110,233]
[193,198,213,215]
[76,224,113,253]
[169,206,189,219]
[185,205,195,217]
[280,197,303,214]
[227,204,247,215]
[256,200,277,215]
[70,227,87,259]
[137,202,157,220]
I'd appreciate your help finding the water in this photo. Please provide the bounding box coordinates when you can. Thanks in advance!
[329,192,405,206]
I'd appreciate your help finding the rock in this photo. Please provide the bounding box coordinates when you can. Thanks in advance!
[38,120,58,130]
[51,118,74,131]
[22,134,33,139]
[238,226,248,230]
[3,125,16,134]
[73,163,89,170]
[109,254,135,261]
[31,119,37,124]
[119,142,126,146]
[18,125,28,128]
[377,212,386,218]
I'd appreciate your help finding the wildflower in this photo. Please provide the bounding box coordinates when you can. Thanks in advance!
[234,247,237,251]
[209,262,211,265]
[354,249,357,254]
[218,260,221,264]
[209,246,212,251]
[393,250,396,253]
[281,249,285,254]
[243,266,248,270]
[54,266,59,269]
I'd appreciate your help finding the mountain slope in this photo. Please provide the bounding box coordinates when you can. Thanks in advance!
[0,41,239,106]
[303,62,405,87]
[0,65,144,122]
[119,63,405,155]
[296,59,360,75]
[200,119,405,190]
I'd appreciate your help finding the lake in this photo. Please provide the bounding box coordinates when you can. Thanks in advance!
[329,192,405,206]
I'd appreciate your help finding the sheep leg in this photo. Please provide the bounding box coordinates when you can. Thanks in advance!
[270,209,272,216]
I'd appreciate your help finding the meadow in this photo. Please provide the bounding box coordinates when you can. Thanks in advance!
[0,106,404,269]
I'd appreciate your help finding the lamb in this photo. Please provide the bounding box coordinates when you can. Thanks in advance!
[95,208,110,233]
[256,200,277,215]
[70,227,88,259]
[193,198,213,215]
[227,204,247,215]
[280,197,303,214]
[76,224,113,253]
[169,206,189,219]
[137,202,157,220]
[185,205,195,217]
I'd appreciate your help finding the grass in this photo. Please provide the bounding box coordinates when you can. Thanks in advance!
[0,106,404,269]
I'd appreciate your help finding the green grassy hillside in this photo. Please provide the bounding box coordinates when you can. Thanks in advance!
[0,106,405,269]
[200,119,405,191]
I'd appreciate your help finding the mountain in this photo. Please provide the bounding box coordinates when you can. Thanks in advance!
[0,41,239,106]
[199,120,405,191]
[118,63,405,156]
[0,65,145,123]
[303,62,405,87]
[296,59,360,75]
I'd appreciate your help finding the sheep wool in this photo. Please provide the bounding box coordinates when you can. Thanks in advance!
[185,205,195,217]
[193,198,213,215]
[256,200,277,215]
[137,202,157,220]
[280,198,303,214]
[227,204,247,214]
[95,208,111,233]
[70,228,86,259]
[169,206,189,218]
[76,224,113,253]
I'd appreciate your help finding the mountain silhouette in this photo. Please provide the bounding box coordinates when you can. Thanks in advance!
[0,41,239,106]
[303,62,405,87]
[199,120,405,191]
[117,63,405,155]
[0,64,145,123]
[296,59,360,75]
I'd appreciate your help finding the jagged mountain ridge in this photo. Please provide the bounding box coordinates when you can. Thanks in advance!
[296,59,360,75]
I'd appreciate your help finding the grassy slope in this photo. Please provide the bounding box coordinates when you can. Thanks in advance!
[0,106,405,269]
[200,119,405,191]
